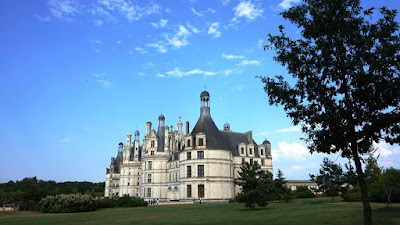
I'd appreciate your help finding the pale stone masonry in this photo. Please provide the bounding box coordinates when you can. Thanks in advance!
[105,91,273,201]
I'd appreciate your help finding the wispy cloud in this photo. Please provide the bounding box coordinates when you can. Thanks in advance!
[115,40,122,44]
[48,0,81,20]
[232,84,245,92]
[135,47,148,54]
[222,53,245,59]
[221,0,231,6]
[232,1,263,22]
[147,42,168,53]
[158,67,217,78]
[275,125,301,133]
[151,19,168,28]
[208,22,221,38]
[93,19,104,26]
[165,25,191,48]
[35,15,51,22]
[278,0,301,9]
[237,59,261,66]
[187,23,200,34]
[93,73,112,88]
[96,0,161,22]
[191,7,203,17]
[59,137,72,143]
[88,40,102,44]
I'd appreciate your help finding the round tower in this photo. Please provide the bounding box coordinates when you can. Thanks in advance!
[134,130,140,141]
[158,114,165,127]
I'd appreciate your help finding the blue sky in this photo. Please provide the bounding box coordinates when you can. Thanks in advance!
[0,0,399,183]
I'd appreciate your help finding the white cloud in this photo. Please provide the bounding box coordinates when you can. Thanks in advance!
[232,84,245,92]
[156,73,166,78]
[232,1,263,22]
[165,8,171,13]
[60,137,71,143]
[151,18,168,28]
[147,42,167,53]
[207,8,216,14]
[94,19,104,26]
[97,0,161,22]
[237,59,261,66]
[208,22,221,38]
[88,40,102,44]
[279,0,301,9]
[191,7,203,17]
[160,67,216,78]
[222,53,245,60]
[275,125,301,133]
[137,72,146,76]
[272,141,309,160]
[97,79,112,88]
[187,23,200,33]
[48,0,80,20]
[221,0,231,6]
[373,141,399,157]
[135,47,147,54]
[115,40,122,44]
[165,25,191,48]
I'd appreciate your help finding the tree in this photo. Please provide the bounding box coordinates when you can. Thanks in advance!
[274,169,293,203]
[343,161,358,189]
[364,154,382,185]
[381,168,400,207]
[310,158,344,202]
[295,186,315,198]
[261,0,400,224]
[235,161,273,209]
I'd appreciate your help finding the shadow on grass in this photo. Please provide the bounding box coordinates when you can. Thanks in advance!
[374,207,400,214]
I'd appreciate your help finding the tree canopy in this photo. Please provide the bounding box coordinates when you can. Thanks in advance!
[261,0,400,224]
[235,162,273,209]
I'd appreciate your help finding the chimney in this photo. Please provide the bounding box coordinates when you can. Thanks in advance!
[186,121,190,135]
[246,131,253,143]
[146,122,152,136]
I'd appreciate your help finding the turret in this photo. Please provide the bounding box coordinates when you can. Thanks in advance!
[134,130,140,161]
[124,133,132,161]
[146,122,152,137]
[177,116,183,133]
[200,91,210,116]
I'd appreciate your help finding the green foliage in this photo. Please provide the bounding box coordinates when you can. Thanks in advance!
[381,168,400,207]
[95,197,116,208]
[115,195,147,207]
[38,194,96,213]
[342,186,362,202]
[273,169,295,203]
[262,0,400,223]
[310,158,344,202]
[365,155,383,185]
[0,177,105,211]
[295,186,315,199]
[235,161,274,209]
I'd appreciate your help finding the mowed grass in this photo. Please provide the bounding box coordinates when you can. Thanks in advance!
[0,198,399,225]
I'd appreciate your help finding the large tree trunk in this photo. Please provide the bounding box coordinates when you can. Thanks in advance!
[352,147,372,225]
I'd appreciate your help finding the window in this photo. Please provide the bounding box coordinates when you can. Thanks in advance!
[198,184,204,198]
[250,159,253,165]
[187,166,192,178]
[187,139,191,147]
[175,172,178,181]
[148,161,152,170]
[261,159,265,166]
[187,152,191,160]
[241,147,244,154]
[128,182,130,186]
[198,138,204,146]
[198,165,204,177]
[187,185,192,198]
[261,149,264,155]
[147,188,151,197]
[242,158,245,164]
[197,151,204,159]
[249,148,253,154]
[151,151,154,155]
[147,174,152,183]
[151,140,155,148]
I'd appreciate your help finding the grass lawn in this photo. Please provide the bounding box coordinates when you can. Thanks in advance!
[0,197,399,225]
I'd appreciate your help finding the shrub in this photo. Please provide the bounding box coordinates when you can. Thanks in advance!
[18,200,39,211]
[115,195,147,207]
[342,187,362,202]
[39,194,96,213]
[228,198,235,203]
[95,197,115,208]
[295,186,315,199]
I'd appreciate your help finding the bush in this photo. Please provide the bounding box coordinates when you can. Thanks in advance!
[39,194,96,213]
[115,195,147,207]
[228,198,235,203]
[295,186,315,199]
[95,197,115,208]
[18,200,39,211]
[342,187,362,202]
[368,184,400,203]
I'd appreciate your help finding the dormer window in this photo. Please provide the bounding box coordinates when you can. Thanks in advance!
[241,147,244,154]
[261,149,264,155]
[187,139,191,147]
[198,138,204,146]
[151,141,155,148]
[249,148,253,154]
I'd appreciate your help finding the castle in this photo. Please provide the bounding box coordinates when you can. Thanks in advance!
[105,91,273,201]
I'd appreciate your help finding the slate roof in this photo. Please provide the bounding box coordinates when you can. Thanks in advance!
[220,131,260,157]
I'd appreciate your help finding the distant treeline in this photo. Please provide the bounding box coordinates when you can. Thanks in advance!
[0,177,104,208]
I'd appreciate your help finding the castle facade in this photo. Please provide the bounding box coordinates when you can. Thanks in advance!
[105,91,272,201]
